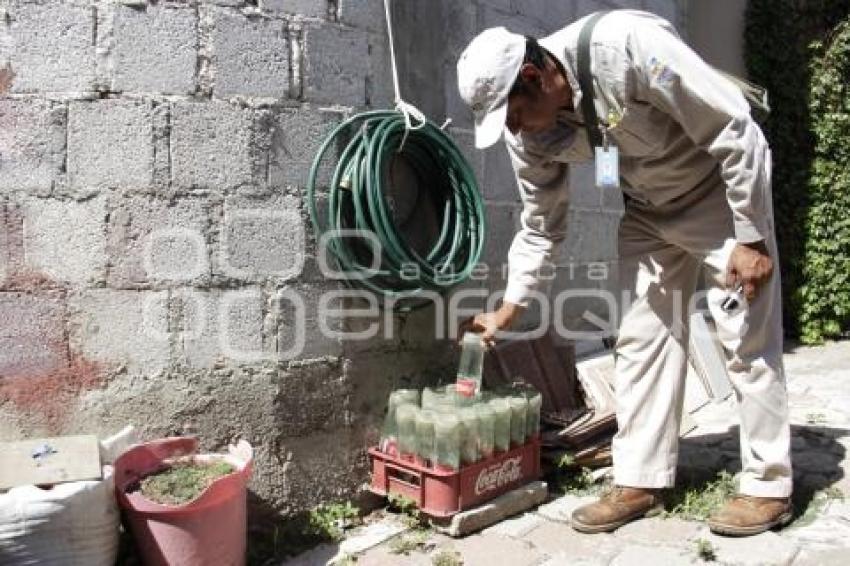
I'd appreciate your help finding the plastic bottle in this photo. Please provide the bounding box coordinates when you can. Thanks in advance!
[435,413,461,471]
[524,388,542,440]
[415,410,436,466]
[508,394,528,446]
[475,402,495,459]
[380,389,420,455]
[458,406,480,465]
[489,398,512,453]
[456,333,485,398]
[396,404,419,459]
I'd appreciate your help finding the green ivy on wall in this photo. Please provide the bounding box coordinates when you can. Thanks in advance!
[799,19,850,343]
[745,0,850,342]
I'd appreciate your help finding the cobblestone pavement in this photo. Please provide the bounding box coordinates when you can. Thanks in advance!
[286,340,850,566]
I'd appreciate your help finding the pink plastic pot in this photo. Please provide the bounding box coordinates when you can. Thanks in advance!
[113,437,253,566]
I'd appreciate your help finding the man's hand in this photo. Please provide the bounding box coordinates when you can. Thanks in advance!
[458,301,524,347]
[726,240,773,302]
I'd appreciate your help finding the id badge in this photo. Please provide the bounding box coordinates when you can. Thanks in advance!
[595,146,619,189]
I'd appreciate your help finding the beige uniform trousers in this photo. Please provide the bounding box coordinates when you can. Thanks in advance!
[612,172,793,498]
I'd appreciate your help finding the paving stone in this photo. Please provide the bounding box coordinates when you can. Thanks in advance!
[614,516,701,547]
[785,515,850,549]
[525,519,623,562]
[693,526,799,566]
[792,547,850,566]
[450,532,545,566]
[535,494,597,523]
[337,518,408,556]
[610,544,694,566]
[481,511,544,539]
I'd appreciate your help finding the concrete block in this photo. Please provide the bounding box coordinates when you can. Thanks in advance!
[482,203,521,269]
[275,361,350,437]
[67,99,154,191]
[366,32,393,108]
[640,0,678,26]
[449,128,485,188]
[211,10,289,99]
[437,481,548,537]
[337,0,384,32]
[177,287,267,367]
[0,291,67,377]
[0,1,96,93]
[303,23,368,106]
[569,161,602,208]
[0,100,66,195]
[512,1,575,32]
[561,207,621,263]
[22,197,106,286]
[259,0,327,19]
[273,284,343,360]
[107,196,209,287]
[170,101,262,191]
[109,4,197,95]
[219,195,305,280]
[269,107,344,188]
[480,7,547,38]
[482,143,521,203]
[68,289,170,375]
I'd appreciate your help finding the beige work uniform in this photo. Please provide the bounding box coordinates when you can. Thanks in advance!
[502,10,792,497]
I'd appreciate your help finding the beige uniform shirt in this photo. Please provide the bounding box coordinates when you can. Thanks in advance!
[503,10,772,306]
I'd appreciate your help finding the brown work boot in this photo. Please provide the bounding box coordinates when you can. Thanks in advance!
[571,486,663,534]
[707,494,793,536]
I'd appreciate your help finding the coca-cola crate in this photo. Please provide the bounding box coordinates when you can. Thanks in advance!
[368,437,540,518]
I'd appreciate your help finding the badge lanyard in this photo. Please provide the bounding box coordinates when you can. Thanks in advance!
[576,11,619,190]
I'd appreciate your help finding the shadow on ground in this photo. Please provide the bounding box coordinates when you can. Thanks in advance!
[675,424,848,523]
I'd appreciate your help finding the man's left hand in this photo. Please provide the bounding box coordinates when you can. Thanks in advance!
[727,240,773,302]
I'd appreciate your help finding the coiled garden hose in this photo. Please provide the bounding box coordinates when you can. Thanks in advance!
[307,110,486,310]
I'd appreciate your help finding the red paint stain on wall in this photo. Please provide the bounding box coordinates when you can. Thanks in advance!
[0,355,106,431]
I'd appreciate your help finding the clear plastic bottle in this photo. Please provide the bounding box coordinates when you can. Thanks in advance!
[489,398,512,453]
[396,403,419,458]
[458,406,480,466]
[415,410,436,466]
[525,388,542,440]
[380,389,420,455]
[475,401,496,459]
[508,394,528,446]
[435,413,461,471]
[456,333,485,398]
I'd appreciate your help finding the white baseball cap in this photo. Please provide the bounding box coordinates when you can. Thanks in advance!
[457,27,526,149]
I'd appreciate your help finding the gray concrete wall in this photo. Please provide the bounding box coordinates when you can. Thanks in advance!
[685,0,748,77]
[0,0,692,522]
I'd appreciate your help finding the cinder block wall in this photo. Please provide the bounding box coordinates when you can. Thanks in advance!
[0,0,681,518]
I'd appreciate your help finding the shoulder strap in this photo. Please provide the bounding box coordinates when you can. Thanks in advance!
[577,11,610,150]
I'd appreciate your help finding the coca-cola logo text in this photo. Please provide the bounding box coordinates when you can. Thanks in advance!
[474,456,523,495]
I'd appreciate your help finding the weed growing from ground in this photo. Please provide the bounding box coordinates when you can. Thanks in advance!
[432,549,464,566]
[694,538,717,562]
[662,470,737,520]
[305,501,360,542]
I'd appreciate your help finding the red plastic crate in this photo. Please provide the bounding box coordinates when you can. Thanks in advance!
[368,436,541,518]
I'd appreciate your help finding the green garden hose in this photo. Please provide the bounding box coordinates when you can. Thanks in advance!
[307,110,486,310]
